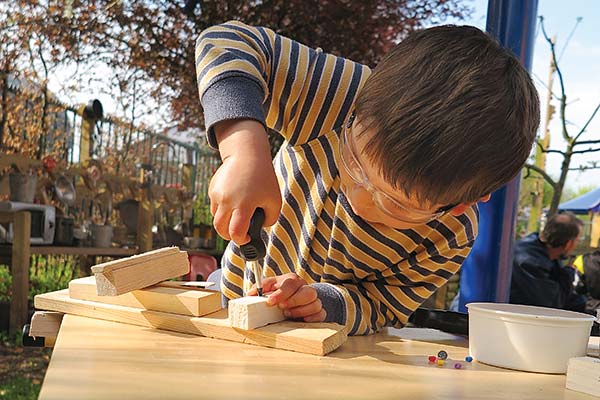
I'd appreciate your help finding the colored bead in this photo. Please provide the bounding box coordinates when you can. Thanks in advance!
[454,363,462,369]
[465,356,473,362]
[428,355,437,363]
[437,350,448,360]
[437,359,445,367]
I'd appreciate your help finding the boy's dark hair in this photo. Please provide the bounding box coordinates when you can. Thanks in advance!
[354,25,540,205]
[541,212,582,248]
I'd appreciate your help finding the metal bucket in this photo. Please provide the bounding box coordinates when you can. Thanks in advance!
[9,173,37,203]
[91,224,113,248]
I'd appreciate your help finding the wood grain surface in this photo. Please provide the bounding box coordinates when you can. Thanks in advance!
[38,314,600,400]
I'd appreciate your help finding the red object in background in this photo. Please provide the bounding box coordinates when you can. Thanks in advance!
[43,156,57,173]
[186,253,218,282]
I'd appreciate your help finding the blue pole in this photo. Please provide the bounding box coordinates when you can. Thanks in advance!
[458,0,539,311]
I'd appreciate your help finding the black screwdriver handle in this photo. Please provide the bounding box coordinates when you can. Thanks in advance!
[240,208,266,261]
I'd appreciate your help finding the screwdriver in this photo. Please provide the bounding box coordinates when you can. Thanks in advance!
[240,208,267,296]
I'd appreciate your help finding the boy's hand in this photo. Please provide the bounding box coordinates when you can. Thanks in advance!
[247,273,326,323]
[210,119,282,245]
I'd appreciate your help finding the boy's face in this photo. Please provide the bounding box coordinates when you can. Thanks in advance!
[338,114,454,230]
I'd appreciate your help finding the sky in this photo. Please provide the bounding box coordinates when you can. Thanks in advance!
[48,0,599,192]
[443,0,600,192]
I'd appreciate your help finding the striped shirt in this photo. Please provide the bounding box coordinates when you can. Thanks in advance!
[196,21,478,335]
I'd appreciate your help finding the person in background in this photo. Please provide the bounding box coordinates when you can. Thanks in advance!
[510,212,585,311]
[572,250,600,314]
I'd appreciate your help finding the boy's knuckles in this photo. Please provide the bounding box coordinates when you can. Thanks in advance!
[279,278,303,294]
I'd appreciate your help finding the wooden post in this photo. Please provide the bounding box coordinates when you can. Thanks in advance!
[10,211,30,334]
[137,187,153,252]
[137,194,153,252]
[589,211,600,248]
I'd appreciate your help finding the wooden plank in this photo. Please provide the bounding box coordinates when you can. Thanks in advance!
[34,290,347,356]
[0,154,42,173]
[9,211,30,334]
[566,356,600,397]
[91,248,190,296]
[32,247,138,256]
[91,247,179,273]
[69,277,222,317]
[228,296,285,330]
[0,245,138,257]
[30,311,64,339]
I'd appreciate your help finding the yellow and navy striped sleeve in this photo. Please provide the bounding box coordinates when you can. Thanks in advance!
[196,21,368,147]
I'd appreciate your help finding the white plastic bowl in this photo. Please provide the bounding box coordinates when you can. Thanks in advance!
[467,303,596,374]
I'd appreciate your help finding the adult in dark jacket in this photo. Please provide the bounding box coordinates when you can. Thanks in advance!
[510,212,584,311]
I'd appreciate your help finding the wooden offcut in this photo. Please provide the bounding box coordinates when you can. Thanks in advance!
[29,311,64,347]
[228,296,285,330]
[29,311,63,338]
[91,247,190,296]
[69,276,221,317]
[566,356,600,397]
[34,289,347,356]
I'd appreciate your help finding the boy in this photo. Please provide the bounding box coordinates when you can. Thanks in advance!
[196,21,539,335]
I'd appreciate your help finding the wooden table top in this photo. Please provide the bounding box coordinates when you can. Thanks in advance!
[39,314,599,400]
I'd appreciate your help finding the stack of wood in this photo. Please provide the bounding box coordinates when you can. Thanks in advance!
[32,247,347,356]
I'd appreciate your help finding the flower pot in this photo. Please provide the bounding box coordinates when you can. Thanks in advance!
[91,224,113,248]
[54,216,75,246]
[9,172,37,203]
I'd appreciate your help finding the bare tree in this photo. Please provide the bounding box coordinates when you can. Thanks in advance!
[525,17,600,216]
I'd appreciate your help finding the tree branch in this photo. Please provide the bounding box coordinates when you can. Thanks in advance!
[535,139,566,155]
[540,17,570,142]
[571,147,600,155]
[524,163,557,188]
[574,101,600,142]
[573,139,600,146]
[569,166,600,171]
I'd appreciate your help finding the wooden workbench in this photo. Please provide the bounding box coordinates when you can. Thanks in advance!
[39,314,599,400]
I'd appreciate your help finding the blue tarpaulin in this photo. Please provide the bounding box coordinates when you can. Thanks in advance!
[559,187,600,214]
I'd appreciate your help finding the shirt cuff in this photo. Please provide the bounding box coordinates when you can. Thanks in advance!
[310,283,347,325]
[201,77,267,149]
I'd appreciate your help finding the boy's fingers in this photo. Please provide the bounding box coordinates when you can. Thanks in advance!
[267,278,304,306]
[212,206,232,241]
[284,299,322,319]
[229,208,252,245]
[303,309,327,323]
[263,200,282,227]
[259,277,278,293]
[280,285,317,308]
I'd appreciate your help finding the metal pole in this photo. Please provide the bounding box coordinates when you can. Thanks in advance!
[459,0,539,311]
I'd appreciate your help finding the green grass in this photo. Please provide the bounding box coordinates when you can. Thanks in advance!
[0,377,41,400]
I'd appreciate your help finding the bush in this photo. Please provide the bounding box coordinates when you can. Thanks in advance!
[0,255,77,303]
[0,266,11,303]
[28,255,76,300]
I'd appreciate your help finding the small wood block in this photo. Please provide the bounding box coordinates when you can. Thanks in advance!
[566,356,600,397]
[69,276,222,317]
[29,311,64,340]
[34,289,347,356]
[91,247,190,296]
[228,296,286,330]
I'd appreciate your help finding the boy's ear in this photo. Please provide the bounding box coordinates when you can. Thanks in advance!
[449,194,492,216]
